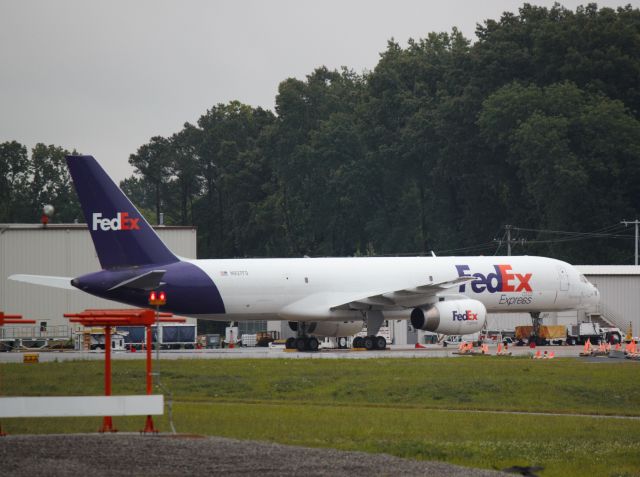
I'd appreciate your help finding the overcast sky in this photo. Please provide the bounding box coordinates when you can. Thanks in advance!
[2,0,638,182]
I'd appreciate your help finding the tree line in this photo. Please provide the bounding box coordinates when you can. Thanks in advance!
[2,3,640,264]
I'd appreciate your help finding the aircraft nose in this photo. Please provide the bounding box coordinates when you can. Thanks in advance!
[584,283,600,308]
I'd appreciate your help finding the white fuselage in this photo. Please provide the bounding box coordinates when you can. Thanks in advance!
[186,255,598,322]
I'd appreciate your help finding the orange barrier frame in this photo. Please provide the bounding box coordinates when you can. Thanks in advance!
[64,309,184,433]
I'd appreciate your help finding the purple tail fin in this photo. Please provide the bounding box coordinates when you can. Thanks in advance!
[66,155,179,269]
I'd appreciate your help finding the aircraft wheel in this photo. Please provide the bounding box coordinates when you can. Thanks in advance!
[375,336,387,350]
[308,337,319,351]
[352,337,363,348]
[285,337,296,349]
[364,336,375,350]
[296,337,307,352]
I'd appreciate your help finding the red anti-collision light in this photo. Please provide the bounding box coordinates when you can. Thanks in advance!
[148,290,166,306]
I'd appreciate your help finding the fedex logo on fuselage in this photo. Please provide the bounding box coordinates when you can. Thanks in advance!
[452,310,478,321]
[456,264,532,294]
[92,212,140,231]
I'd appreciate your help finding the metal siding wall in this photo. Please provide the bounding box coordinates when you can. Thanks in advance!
[486,311,579,331]
[588,275,640,336]
[486,313,531,330]
[154,228,197,259]
[1,228,196,328]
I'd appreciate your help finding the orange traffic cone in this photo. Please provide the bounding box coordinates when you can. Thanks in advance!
[497,343,503,355]
[548,351,555,359]
[534,350,542,359]
[584,338,591,353]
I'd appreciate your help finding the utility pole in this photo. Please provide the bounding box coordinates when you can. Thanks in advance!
[621,219,640,265]
[494,225,524,256]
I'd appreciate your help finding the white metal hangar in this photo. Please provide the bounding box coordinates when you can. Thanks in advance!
[0,223,197,330]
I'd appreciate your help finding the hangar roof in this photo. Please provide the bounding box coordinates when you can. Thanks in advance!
[576,265,640,276]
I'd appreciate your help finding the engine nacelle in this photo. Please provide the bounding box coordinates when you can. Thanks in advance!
[288,320,363,338]
[410,299,487,335]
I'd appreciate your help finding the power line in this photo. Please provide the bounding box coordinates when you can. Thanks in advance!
[374,222,636,258]
[511,226,632,239]
[621,219,640,265]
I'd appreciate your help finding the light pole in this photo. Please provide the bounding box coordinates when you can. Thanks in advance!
[148,291,167,385]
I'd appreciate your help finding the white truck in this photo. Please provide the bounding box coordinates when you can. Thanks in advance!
[75,329,126,351]
[566,323,623,345]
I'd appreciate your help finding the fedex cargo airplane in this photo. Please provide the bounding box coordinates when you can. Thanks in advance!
[10,156,599,351]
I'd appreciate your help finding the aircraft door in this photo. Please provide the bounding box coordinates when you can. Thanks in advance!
[558,267,569,291]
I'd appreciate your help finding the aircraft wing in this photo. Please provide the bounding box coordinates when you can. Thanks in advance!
[331,276,474,311]
[8,274,76,290]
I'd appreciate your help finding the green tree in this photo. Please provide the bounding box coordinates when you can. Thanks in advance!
[0,141,29,222]
[168,123,203,226]
[129,136,172,225]
[195,101,275,257]
[478,81,640,262]
[29,144,81,222]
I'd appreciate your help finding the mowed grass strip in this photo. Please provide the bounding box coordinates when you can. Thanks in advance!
[175,402,640,477]
[1,357,638,415]
[4,401,639,477]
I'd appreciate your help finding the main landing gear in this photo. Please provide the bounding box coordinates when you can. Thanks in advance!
[353,335,387,350]
[285,336,319,352]
[285,321,320,352]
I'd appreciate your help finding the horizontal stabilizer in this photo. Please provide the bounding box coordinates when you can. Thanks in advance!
[107,270,166,291]
[8,274,75,290]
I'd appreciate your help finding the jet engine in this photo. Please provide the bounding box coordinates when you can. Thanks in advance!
[288,320,363,338]
[410,299,486,335]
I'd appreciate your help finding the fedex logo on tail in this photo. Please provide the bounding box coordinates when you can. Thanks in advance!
[456,264,532,293]
[452,310,478,321]
[92,212,140,231]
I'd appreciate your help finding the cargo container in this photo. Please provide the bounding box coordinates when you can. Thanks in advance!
[116,324,196,350]
[515,325,566,342]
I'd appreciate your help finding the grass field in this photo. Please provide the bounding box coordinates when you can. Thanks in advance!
[1,356,639,476]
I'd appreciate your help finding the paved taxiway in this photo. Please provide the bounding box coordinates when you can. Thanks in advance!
[0,344,598,363]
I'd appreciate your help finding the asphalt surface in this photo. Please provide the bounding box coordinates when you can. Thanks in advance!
[0,433,508,476]
[0,344,595,362]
